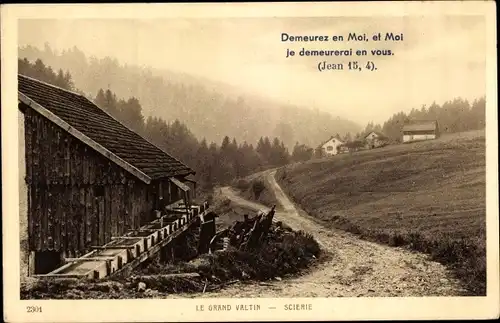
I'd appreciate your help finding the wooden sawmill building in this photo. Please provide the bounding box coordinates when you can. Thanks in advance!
[18,74,197,275]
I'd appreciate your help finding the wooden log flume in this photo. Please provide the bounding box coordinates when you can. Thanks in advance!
[32,201,210,280]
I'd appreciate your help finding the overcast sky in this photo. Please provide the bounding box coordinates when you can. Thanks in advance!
[18,16,486,124]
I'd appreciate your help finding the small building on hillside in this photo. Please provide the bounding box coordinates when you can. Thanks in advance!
[364,131,389,149]
[402,120,439,143]
[320,136,345,156]
[18,74,197,275]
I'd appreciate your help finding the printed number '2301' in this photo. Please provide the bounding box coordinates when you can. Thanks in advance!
[26,306,42,313]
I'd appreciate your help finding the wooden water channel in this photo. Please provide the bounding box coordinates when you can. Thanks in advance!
[33,201,209,280]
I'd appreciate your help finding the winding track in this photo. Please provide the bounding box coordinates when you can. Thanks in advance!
[174,169,466,298]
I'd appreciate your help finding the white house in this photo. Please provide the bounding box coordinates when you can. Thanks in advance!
[321,136,344,156]
[402,120,439,143]
[364,131,389,148]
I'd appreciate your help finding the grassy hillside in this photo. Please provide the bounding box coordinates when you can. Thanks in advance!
[276,130,486,295]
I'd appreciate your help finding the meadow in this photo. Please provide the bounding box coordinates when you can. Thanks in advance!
[275,130,486,295]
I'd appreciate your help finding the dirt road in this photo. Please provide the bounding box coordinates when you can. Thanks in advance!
[175,170,466,298]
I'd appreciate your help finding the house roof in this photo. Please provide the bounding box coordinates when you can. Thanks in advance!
[364,131,388,140]
[402,120,438,132]
[320,136,344,147]
[18,74,194,184]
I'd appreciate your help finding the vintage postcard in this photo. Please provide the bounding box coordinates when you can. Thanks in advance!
[2,1,499,322]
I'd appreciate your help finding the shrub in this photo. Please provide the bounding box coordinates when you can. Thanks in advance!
[251,180,266,199]
[235,179,251,191]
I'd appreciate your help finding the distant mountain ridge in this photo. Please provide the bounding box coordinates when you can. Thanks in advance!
[18,44,361,149]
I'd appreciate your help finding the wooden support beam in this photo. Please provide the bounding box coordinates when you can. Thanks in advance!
[65,257,115,262]
[111,236,141,240]
[32,273,87,279]
[136,228,157,233]
[135,273,200,279]
[90,245,136,250]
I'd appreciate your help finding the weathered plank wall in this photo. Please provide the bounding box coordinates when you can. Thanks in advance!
[23,107,161,257]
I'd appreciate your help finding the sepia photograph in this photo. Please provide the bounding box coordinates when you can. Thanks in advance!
[2,2,499,322]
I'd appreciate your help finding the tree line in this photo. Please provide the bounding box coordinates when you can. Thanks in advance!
[18,58,75,91]
[92,87,313,189]
[18,58,314,190]
[19,56,485,184]
[18,44,362,150]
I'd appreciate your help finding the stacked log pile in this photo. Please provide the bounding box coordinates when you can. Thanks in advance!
[207,206,276,253]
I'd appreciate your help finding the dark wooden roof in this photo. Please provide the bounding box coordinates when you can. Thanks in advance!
[18,74,194,182]
[402,120,438,132]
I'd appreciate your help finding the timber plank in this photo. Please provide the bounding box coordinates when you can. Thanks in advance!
[27,186,32,251]
[111,185,118,237]
[64,137,70,185]
[47,189,54,250]
[32,186,41,250]
[60,188,67,252]
[76,143,82,184]
[67,187,73,255]
[95,159,103,185]
[124,182,130,232]
[91,188,98,246]
[86,187,92,246]
[118,184,125,236]
[83,146,89,185]
[33,115,40,182]
[130,188,136,230]
[25,112,33,185]
[98,195,105,246]
[40,116,47,185]
[89,150,96,185]
[54,128,61,183]
[79,187,86,252]
[70,142,77,186]
[54,187,61,251]
[75,187,82,256]
[105,185,111,243]
[48,123,54,184]
[41,187,48,251]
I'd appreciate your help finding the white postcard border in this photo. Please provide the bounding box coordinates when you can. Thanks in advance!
[2,2,499,322]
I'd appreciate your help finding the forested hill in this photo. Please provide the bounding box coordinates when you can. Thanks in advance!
[18,44,361,149]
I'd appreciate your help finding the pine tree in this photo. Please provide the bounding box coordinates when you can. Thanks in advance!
[95,89,107,109]
[18,58,74,90]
